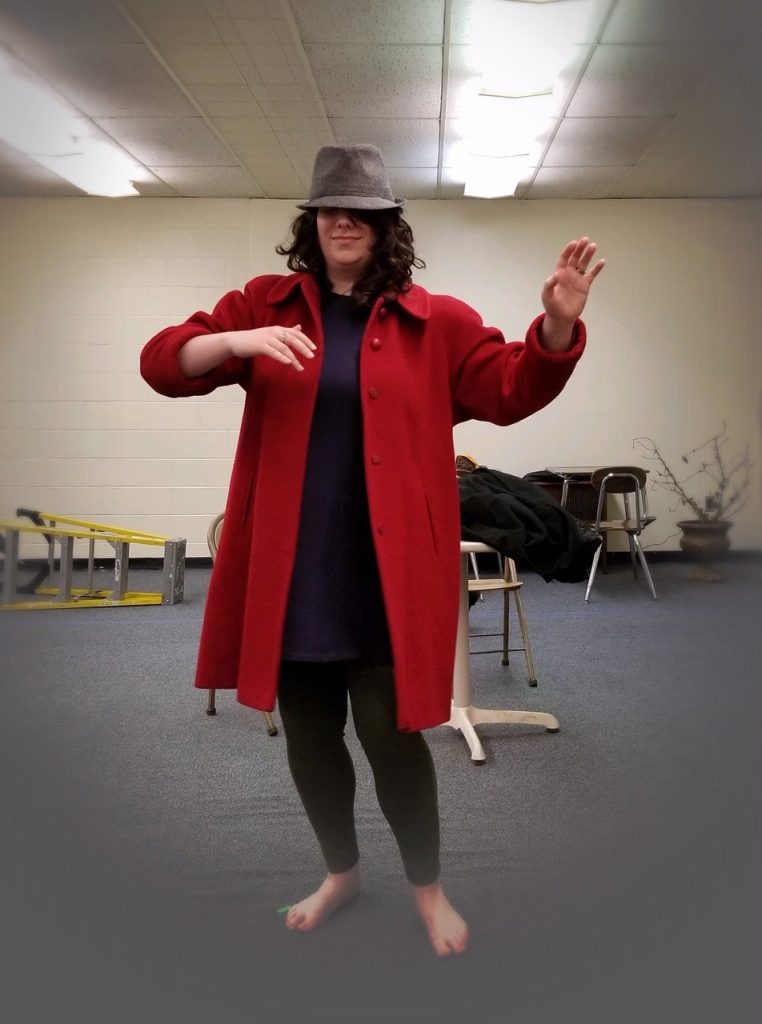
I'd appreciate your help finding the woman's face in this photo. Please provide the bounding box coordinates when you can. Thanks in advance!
[316,207,378,285]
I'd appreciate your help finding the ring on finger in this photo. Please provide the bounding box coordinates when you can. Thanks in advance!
[279,329,288,342]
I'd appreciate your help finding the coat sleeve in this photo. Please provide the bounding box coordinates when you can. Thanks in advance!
[140,285,256,398]
[445,300,586,426]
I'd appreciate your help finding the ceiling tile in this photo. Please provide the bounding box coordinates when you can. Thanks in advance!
[602,0,758,46]
[198,101,268,119]
[252,83,302,102]
[173,65,244,86]
[226,45,251,65]
[6,44,197,117]
[279,118,320,134]
[149,166,265,197]
[125,1,211,17]
[94,117,236,166]
[153,43,236,65]
[254,172,310,198]
[220,0,274,16]
[567,44,711,118]
[388,166,440,199]
[131,176,177,198]
[272,101,311,118]
[290,0,445,45]
[1,0,140,45]
[213,118,273,142]
[307,45,442,118]
[258,66,297,85]
[237,64,264,86]
[231,19,281,46]
[0,0,758,202]
[544,116,673,166]
[190,83,257,102]
[441,118,467,168]
[234,149,289,175]
[244,43,289,66]
[235,138,286,157]
[330,119,440,166]
[281,135,329,155]
[281,45,305,67]
[130,18,221,45]
[444,45,481,119]
[526,165,652,199]
[658,161,762,198]
[207,17,241,48]
[448,0,481,46]
[274,20,296,47]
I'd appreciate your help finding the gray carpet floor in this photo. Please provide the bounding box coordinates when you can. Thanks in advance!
[1,559,760,1024]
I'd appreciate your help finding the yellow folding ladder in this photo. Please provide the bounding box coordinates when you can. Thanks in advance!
[0,509,185,610]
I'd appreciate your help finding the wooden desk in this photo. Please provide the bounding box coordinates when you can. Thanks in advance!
[544,465,600,518]
[444,542,559,764]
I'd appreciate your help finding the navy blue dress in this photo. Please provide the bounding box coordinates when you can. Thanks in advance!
[280,292,392,664]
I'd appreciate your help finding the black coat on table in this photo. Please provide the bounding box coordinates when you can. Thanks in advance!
[458,467,599,583]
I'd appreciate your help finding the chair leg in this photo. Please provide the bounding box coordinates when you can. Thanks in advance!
[633,535,657,600]
[469,552,484,601]
[584,538,604,602]
[501,586,510,664]
[628,534,639,578]
[513,588,538,686]
[206,689,278,735]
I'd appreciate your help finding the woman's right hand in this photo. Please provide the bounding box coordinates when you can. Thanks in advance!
[227,323,316,371]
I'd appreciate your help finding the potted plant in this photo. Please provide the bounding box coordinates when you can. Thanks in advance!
[633,424,752,577]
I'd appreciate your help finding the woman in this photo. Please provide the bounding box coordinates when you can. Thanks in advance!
[140,144,604,957]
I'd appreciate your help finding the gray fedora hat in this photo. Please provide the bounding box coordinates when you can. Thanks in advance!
[298,144,404,210]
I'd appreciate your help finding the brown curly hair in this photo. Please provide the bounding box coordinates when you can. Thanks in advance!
[275,208,425,307]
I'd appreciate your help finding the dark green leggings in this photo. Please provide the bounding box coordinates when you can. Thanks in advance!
[277,660,441,886]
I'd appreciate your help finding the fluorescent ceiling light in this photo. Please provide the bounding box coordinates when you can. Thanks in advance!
[0,46,142,197]
[475,0,594,95]
[463,0,596,197]
[468,93,554,156]
[463,154,532,198]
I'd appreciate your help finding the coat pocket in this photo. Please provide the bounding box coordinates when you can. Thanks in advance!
[424,491,439,554]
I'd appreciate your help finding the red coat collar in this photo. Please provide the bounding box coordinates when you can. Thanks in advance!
[265,273,431,321]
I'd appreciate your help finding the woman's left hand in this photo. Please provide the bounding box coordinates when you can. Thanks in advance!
[540,237,605,349]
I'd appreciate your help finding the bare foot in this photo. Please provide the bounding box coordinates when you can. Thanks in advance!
[411,880,469,956]
[285,864,361,932]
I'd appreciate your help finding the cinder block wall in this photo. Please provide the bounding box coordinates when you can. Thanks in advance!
[0,196,759,556]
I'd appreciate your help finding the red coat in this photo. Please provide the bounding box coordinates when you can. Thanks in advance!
[140,272,586,731]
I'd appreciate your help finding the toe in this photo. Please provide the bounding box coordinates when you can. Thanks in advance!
[286,908,304,929]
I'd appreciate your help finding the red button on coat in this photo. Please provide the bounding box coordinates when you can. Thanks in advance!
[371,453,381,464]
[370,337,382,350]
[369,387,379,399]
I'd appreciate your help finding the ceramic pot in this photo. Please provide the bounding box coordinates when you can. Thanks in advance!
[675,520,733,585]
[676,520,732,558]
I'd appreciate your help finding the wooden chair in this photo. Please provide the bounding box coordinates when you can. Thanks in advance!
[468,555,538,686]
[584,467,657,602]
[205,512,278,735]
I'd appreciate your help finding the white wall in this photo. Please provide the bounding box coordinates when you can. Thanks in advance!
[0,196,759,557]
